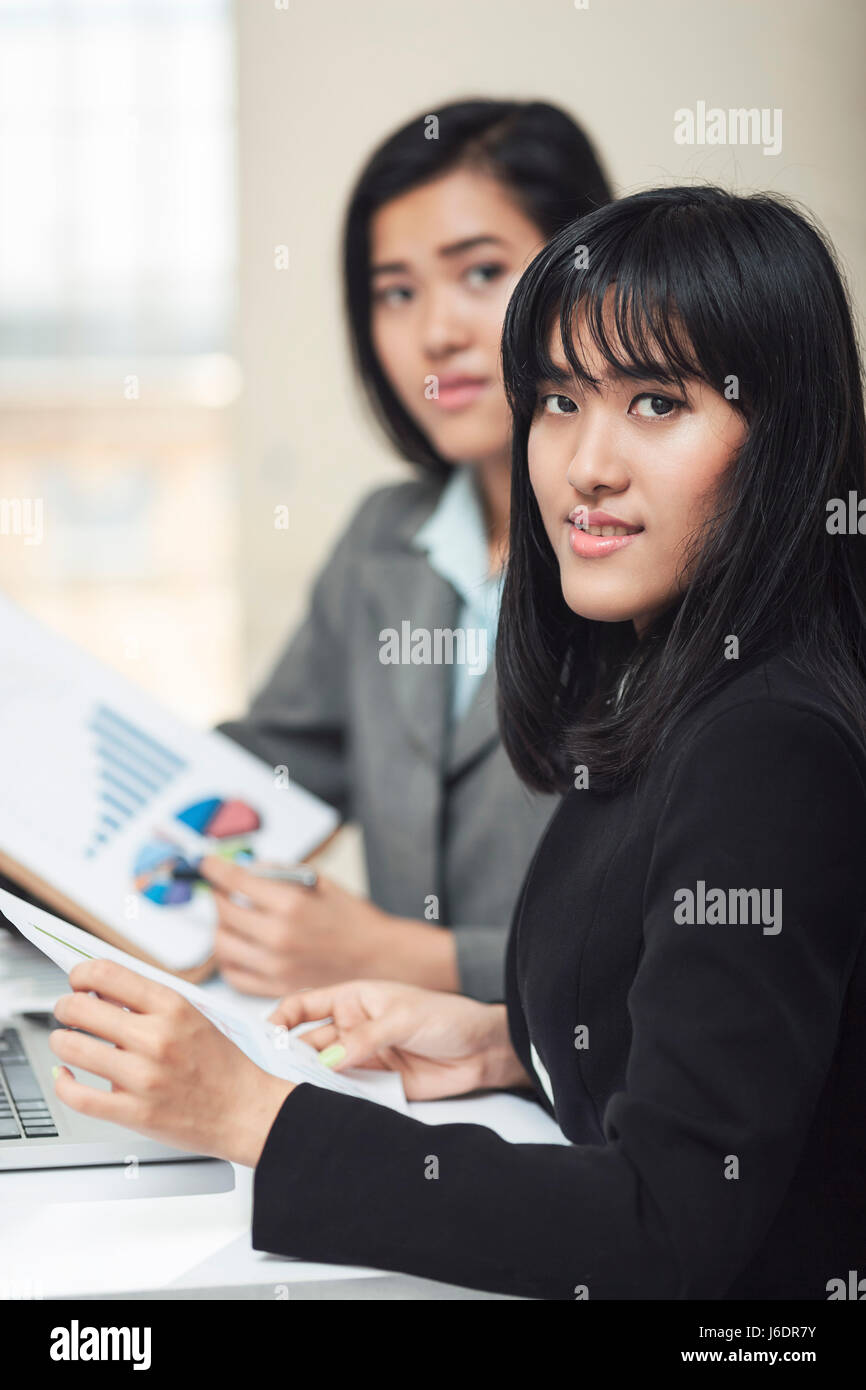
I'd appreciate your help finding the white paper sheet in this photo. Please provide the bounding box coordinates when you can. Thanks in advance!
[0,886,407,1114]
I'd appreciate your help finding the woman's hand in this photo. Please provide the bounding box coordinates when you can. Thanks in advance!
[49,958,293,1167]
[200,856,458,996]
[270,979,532,1101]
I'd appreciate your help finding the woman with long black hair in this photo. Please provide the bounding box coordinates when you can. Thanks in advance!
[208,99,610,1002]
[50,186,866,1299]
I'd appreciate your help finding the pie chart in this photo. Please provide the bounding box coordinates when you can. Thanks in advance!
[132,796,260,906]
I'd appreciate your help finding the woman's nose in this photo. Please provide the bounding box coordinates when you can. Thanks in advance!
[565,416,629,496]
[421,287,472,357]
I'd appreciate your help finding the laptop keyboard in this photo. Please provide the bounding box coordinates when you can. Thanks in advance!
[0,1027,58,1140]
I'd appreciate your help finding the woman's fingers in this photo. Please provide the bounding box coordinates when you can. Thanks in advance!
[268,984,414,1066]
[212,894,296,951]
[49,1025,152,1091]
[290,1026,405,1071]
[293,1022,340,1052]
[67,958,178,1015]
[52,1066,141,1126]
[199,855,313,915]
[316,1012,412,1070]
[52,990,148,1051]
[214,920,287,977]
[377,1044,405,1072]
[269,985,349,1029]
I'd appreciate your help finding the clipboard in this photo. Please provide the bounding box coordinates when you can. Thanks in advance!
[0,594,340,981]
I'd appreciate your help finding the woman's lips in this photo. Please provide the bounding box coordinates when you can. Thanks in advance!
[434,377,490,411]
[567,511,644,558]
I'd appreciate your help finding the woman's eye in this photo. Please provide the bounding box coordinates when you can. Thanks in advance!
[464,262,506,289]
[373,285,413,306]
[540,393,578,416]
[631,393,680,419]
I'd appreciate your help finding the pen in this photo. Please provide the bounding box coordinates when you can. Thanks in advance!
[171,861,319,888]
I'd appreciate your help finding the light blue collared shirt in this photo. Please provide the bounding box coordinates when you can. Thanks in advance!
[410,466,502,725]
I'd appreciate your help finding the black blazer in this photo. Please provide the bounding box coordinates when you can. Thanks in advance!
[251,649,866,1299]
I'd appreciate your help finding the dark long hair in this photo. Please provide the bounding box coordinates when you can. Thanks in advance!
[497,186,866,792]
[343,99,611,478]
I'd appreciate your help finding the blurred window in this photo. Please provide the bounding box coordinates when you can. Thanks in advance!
[0,0,234,357]
[0,0,240,725]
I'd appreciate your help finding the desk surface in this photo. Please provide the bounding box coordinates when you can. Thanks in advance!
[0,934,566,1300]
[0,1095,565,1300]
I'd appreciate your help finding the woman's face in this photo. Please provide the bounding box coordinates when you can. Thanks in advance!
[528,316,747,635]
[369,167,545,469]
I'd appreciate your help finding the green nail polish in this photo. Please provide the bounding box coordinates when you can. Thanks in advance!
[319,1044,346,1069]
[51,1065,61,1079]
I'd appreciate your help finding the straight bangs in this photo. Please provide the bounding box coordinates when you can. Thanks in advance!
[503,202,747,430]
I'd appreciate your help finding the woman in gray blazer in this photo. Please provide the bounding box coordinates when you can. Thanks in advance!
[207,99,611,1001]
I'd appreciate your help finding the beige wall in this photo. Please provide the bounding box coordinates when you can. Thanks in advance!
[229,0,866,699]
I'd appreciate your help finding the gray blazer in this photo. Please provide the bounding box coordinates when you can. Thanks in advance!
[217,477,559,1000]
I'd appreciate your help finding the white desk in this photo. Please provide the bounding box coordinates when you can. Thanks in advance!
[0,933,567,1301]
